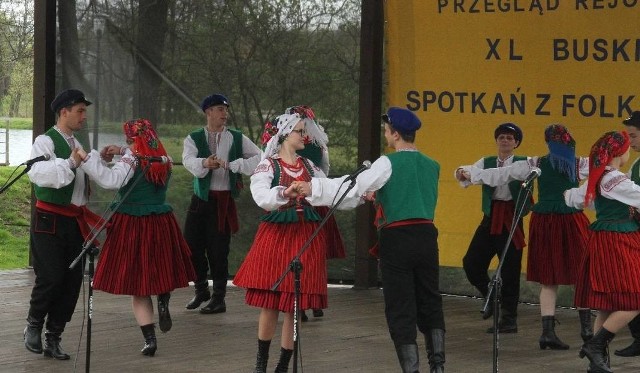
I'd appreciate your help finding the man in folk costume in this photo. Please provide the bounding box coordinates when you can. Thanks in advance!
[182,93,262,314]
[23,89,102,360]
[302,107,445,373]
[455,123,533,333]
[457,124,593,349]
[614,111,640,358]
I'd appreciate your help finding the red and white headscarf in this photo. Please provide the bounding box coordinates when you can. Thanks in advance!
[123,118,171,185]
[261,105,328,160]
[585,130,629,205]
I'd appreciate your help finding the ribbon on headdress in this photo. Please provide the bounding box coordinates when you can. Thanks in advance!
[585,131,629,206]
[544,124,577,182]
[123,118,171,185]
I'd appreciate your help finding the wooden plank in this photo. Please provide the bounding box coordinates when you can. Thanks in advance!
[1,269,639,372]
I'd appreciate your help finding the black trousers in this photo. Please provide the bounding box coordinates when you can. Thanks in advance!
[379,224,445,346]
[184,194,231,284]
[462,216,523,316]
[28,210,84,324]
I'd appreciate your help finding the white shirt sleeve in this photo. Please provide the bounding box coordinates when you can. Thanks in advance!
[454,158,485,188]
[599,170,640,209]
[578,156,589,181]
[250,159,289,211]
[80,149,135,189]
[227,135,264,175]
[182,135,209,178]
[468,158,540,187]
[307,156,392,209]
[27,135,76,188]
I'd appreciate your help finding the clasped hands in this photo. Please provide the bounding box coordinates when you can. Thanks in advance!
[203,155,228,170]
[455,167,472,182]
[283,181,311,199]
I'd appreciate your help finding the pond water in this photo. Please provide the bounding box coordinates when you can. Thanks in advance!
[2,129,122,166]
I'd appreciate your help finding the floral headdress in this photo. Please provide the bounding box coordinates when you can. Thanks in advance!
[544,124,577,182]
[123,118,171,185]
[585,131,629,205]
[261,105,328,160]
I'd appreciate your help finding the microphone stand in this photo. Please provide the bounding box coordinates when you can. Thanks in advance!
[271,178,358,373]
[0,164,32,194]
[481,181,534,373]
[69,163,150,373]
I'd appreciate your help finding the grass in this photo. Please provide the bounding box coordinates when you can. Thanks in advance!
[1,117,33,130]
[0,166,31,269]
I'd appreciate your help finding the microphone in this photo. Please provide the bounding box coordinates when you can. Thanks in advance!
[345,160,372,182]
[138,155,171,164]
[22,154,51,166]
[521,168,541,188]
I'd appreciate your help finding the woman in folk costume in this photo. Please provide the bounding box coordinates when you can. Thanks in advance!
[233,110,330,373]
[565,131,640,373]
[285,105,346,322]
[458,124,593,350]
[77,118,195,357]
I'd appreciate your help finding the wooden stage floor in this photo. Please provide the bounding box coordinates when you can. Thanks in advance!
[1,269,639,372]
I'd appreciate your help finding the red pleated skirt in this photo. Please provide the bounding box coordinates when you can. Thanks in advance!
[526,212,590,285]
[233,220,328,312]
[574,230,640,311]
[314,206,346,259]
[93,212,196,296]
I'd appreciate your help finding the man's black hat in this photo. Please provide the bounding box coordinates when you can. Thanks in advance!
[622,111,640,128]
[50,89,92,114]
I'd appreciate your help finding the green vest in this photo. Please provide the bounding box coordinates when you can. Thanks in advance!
[591,192,639,232]
[190,127,244,200]
[630,158,640,185]
[112,169,173,216]
[481,155,533,217]
[33,128,76,205]
[375,151,439,228]
[261,157,320,223]
[296,143,323,169]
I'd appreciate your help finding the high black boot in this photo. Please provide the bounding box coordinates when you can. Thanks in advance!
[539,316,570,350]
[614,313,640,357]
[486,311,518,334]
[140,324,157,357]
[43,320,70,360]
[579,328,614,373]
[157,293,172,333]
[200,280,227,314]
[24,315,44,354]
[185,281,211,309]
[426,329,445,373]
[579,309,594,342]
[274,347,294,373]
[254,339,271,373]
[394,344,420,373]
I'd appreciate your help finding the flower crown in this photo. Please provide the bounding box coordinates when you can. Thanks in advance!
[591,131,628,169]
[286,105,315,120]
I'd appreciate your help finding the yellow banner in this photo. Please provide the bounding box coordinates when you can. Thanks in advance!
[384,1,640,267]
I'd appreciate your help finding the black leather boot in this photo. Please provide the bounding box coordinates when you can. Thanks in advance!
[579,309,594,342]
[615,313,640,357]
[426,329,445,373]
[140,324,157,357]
[539,316,569,350]
[43,321,70,360]
[157,293,172,333]
[274,347,294,372]
[486,312,518,334]
[394,344,420,373]
[579,328,614,373]
[24,315,44,354]
[254,339,270,373]
[200,280,226,314]
[185,281,211,310]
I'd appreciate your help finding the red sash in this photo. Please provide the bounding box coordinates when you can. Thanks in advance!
[36,200,104,244]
